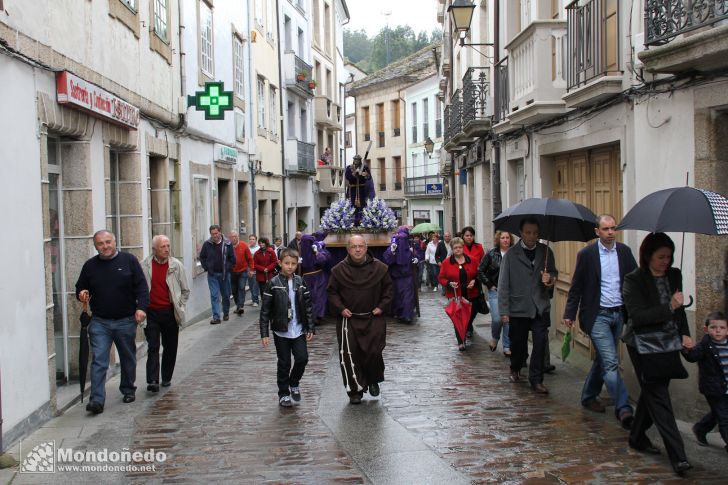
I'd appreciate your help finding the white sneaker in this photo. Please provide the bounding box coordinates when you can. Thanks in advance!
[279,395,292,407]
[252,302,259,307]
[433,287,438,292]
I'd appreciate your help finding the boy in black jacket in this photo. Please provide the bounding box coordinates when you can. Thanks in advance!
[683,311,728,452]
[260,248,315,407]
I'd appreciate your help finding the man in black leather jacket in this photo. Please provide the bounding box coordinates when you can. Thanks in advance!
[259,248,315,407]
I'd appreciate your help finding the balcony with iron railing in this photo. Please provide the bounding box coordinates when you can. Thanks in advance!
[317,165,345,193]
[285,139,316,175]
[638,0,728,73]
[283,51,314,98]
[562,0,623,108]
[494,57,510,125]
[404,174,443,197]
[314,96,342,131]
[443,105,453,146]
[505,19,570,126]
[296,140,316,174]
[443,89,470,152]
[462,67,492,137]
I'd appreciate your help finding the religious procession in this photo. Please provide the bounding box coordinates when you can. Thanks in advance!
[53,151,728,483]
[5,0,728,483]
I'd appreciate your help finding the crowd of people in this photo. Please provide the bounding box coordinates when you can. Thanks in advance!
[73,217,728,477]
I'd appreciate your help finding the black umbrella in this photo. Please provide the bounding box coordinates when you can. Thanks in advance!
[617,187,728,235]
[79,302,91,402]
[493,197,599,242]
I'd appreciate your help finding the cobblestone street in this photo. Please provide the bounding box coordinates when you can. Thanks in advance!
[4,291,727,484]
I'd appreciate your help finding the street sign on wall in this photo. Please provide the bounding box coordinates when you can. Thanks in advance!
[426,183,443,195]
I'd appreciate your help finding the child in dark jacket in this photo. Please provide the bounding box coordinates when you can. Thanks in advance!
[259,248,315,408]
[683,311,728,453]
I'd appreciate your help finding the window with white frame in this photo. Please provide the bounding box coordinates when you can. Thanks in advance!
[255,0,263,28]
[257,77,266,129]
[411,102,418,143]
[269,85,278,136]
[233,34,245,99]
[266,0,275,39]
[235,111,246,142]
[153,0,168,41]
[435,97,443,138]
[422,97,429,139]
[193,177,210,262]
[120,0,137,11]
[200,1,214,76]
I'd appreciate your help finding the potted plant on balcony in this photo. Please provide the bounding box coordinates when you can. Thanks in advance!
[308,80,317,90]
[296,70,308,81]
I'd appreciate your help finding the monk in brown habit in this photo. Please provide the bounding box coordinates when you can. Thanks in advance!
[327,235,393,404]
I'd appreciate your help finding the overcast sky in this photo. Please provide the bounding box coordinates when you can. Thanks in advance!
[344,0,441,36]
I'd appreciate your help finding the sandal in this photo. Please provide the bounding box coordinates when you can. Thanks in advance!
[458,344,466,352]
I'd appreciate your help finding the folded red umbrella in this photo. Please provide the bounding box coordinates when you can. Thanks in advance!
[445,288,472,342]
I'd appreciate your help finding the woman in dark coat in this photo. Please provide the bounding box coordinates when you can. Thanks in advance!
[622,232,694,475]
[439,237,479,351]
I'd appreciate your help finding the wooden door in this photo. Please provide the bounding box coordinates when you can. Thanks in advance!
[551,146,622,350]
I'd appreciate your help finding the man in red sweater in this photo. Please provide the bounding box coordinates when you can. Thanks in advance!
[141,235,190,392]
[229,231,254,315]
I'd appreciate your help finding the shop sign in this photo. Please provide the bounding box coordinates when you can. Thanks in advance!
[56,71,140,129]
[214,143,238,164]
[188,82,234,120]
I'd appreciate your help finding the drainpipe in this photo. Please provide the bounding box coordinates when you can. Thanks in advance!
[0,364,16,468]
[275,0,288,241]
[492,0,502,217]
[0,365,3,454]
[448,6,457,233]
[247,0,258,236]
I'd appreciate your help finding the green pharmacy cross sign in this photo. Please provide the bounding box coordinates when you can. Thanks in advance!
[188,81,234,120]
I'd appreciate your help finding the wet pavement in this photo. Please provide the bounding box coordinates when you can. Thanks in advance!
[3,291,727,484]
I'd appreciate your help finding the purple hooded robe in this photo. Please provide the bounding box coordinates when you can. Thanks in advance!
[300,234,331,321]
[382,231,416,321]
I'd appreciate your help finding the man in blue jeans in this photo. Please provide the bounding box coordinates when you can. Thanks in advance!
[199,225,236,324]
[563,214,637,429]
[76,230,149,414]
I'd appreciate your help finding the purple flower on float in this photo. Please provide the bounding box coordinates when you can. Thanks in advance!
[360,197,397,232]
[321,197,355,233]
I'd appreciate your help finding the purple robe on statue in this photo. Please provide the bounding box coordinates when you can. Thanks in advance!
[345,163,376,224]
[300,234,331,321]
[382,231,416,321]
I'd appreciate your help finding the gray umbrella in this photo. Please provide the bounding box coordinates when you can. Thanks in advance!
[617,187,728,235]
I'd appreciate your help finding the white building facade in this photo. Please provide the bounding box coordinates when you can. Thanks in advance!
[404,74,445,229]
[438,0,728,421]
[0,0,182,445]
[280,0,317,236]
[180,0,252,276]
